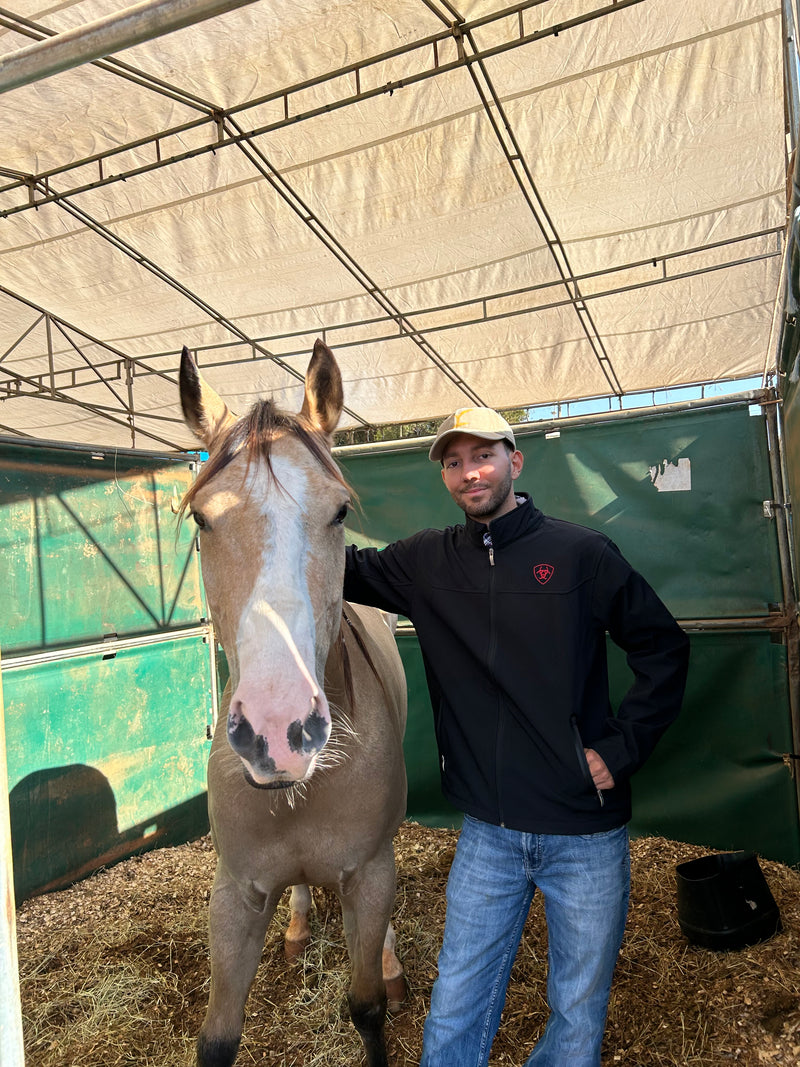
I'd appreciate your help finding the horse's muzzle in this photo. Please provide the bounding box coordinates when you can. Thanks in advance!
[226,703,330,785]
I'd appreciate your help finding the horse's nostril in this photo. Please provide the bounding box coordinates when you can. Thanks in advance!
[228,713,255,752]
[286,718,304,754]
[304,707,330,751]
[228,713,273,767]
[286,708,330,754]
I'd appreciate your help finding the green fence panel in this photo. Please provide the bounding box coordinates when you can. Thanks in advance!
[5,634,212,900]
[397,634,461,829]
[521,406,780,618]
[0,441,204,654]
[622,631,799,866]
[340,402,782,620]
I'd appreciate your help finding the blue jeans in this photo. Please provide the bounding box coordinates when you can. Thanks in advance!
[420,815,630,1067]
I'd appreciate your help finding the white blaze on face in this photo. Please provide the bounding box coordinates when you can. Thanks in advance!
[229,455,332,780]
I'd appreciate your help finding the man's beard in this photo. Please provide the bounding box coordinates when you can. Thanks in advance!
[454,466,514,519]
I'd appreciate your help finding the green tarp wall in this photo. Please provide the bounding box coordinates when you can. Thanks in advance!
[340,399,800,866]
[1,442,213,899]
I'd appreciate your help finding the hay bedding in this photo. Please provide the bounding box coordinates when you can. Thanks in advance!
[15,822,800,1067]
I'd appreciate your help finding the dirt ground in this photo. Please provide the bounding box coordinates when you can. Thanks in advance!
[15,821,800,1066]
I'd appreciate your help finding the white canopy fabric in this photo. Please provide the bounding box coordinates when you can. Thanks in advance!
[0,0,788,451]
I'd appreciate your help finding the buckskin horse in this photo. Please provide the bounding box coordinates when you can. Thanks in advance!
[179,340,408,1067]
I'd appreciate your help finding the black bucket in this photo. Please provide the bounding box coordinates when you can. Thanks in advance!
[675,851,782,951]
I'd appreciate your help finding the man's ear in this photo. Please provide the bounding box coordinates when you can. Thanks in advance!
[511,449,524,479]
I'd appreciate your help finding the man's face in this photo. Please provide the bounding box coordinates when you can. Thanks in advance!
[440,434,523,523]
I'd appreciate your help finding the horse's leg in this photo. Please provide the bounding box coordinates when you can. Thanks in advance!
[339,845,398,1067]
[284,883,313,961]
[381,922,406,1012]
[197,864,277,1067]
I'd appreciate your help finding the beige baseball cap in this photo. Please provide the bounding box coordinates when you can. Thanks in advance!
[428,407,516,462]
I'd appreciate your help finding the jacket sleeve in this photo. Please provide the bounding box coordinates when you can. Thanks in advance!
[590,542,690,782]
[343,538,418,618]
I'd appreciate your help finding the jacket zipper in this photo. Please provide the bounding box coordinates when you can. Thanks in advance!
[483,529,495,567]
[485,531,505,824]
[571,715,604,808]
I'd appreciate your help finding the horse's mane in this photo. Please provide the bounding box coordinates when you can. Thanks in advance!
[181,399,353,516]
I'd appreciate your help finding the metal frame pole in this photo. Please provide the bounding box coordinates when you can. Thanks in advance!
[765,397,800,824]
[0,0,260,95]
[0,649,25,1066]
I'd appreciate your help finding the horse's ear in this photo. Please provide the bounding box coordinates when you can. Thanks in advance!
[301,339,343,436]
[179,346,237,447]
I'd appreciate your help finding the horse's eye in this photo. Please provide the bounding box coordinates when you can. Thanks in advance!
[191,510,207,530]
[332,502,350,526]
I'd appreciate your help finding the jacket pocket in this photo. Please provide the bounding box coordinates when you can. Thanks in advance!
[571,715,604,806]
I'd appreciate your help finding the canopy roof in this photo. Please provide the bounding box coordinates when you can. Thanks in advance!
[0,0,788,452]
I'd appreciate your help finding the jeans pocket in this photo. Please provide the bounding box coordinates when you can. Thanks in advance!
[577,824,629,842]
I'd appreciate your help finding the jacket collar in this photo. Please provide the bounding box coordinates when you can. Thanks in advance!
[464,492,544,547]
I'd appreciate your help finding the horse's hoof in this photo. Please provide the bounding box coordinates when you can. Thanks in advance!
[284,935,311,962]
[384,972,407,1012]
[197,1032,240,1067]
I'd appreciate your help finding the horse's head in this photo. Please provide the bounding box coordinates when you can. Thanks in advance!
[179,340,351,789]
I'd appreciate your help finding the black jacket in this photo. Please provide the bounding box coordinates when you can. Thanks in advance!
[344,494,690,834]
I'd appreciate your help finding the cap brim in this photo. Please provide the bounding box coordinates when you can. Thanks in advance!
[428,428,513,462]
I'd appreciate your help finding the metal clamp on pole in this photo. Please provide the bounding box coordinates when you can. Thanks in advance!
[763,499,792,518]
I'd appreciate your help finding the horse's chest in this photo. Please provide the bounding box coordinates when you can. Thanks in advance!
[212,785,387,886]
[243,828,377,894]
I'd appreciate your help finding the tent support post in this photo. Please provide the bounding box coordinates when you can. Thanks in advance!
[784,0,800,218]
[0,0,260,95]
[0,651,25,1065]
[764,398,800,829]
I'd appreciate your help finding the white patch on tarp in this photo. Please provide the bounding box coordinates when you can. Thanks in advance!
[649,458,692,492]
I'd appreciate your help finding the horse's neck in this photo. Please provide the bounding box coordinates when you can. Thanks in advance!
[324,603,383,718]
[322,607,354,717]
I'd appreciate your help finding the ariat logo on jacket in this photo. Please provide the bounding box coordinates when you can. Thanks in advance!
[533,563,554,585]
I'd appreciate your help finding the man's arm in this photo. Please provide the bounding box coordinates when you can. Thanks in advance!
[590,544,690,783]
[343,540,416,618]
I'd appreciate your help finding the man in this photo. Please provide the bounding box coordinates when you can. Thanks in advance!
[343,406,690,1067]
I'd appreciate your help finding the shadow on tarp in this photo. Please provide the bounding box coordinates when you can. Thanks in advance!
[9,763,209,902]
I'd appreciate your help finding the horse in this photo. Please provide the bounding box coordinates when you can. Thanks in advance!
[179,339,408,1067]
